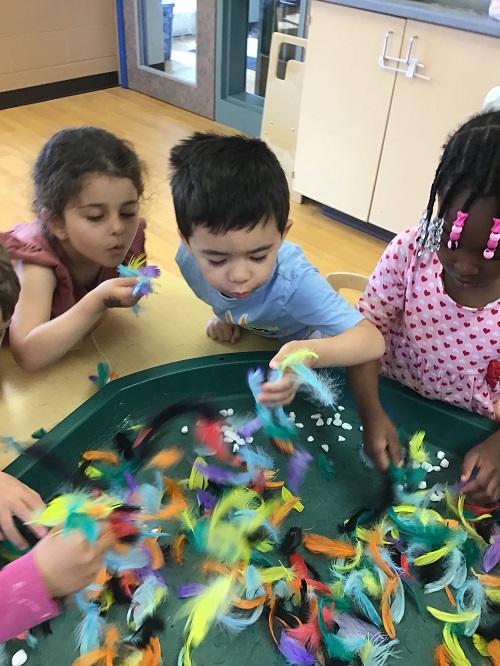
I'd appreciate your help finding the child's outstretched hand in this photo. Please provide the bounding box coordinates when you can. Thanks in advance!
[361,409,404,472]
[460,432,500,504]
[95,277,144,311]
[257,343,310,406]
[206,317,241,344]
[33,528,115,599]
[0,473,47,550]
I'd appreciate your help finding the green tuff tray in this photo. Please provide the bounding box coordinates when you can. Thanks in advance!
[4,352,496,665]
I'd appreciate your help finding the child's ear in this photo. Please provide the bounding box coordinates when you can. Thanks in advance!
[178,230,194,255]
[44,212,68,241]
[282,219,293,240]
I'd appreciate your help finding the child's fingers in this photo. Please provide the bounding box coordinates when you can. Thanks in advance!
[0,510,28,551]
[461,451,479,484]
[230,326,241,344]
[269,352,283,370]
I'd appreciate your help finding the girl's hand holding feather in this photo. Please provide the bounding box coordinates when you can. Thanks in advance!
[0,473,47,550]
[34,526,115,600]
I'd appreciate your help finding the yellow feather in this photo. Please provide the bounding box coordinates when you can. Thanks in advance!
[445,490,483,544]
[281,486,304,512]
[443,624,471,666]
[127,254,147,271]
[408,431,429,464]
[120,653,143,665]
[29,494,79,526]
[279,349,319,372]
[259,564,296,583]
[415,541,458,566]
[178,576,236,651]
[472,634,490,657]
[188,457,208,490]
[333,540,364,571]
[485,588,500,604]
[256,538,274,552]
[362,570,382,598]
[427,607,479,624]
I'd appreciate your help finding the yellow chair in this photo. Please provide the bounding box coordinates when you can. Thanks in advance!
[326,272,368,294]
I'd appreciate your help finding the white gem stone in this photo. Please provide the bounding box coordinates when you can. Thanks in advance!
[359,426,364,432]
[219,409,228,417]
[246,437,254,444]
[333,420,342,427]
[289,411,296,419]
[338,406,345,411]
[440,459,449,468]
[437,451,445,460]
[418,481,427,490]
[430,493,440,502]
[296,423,304,428]
[321,444,329,452]
[326,418,333,425]
[396,484,404,492]
[12,651,28,666]
[181,426,188,434]
[311,413,321,420]
[307,436,314,442]
[232,444,239,453]
[433,466,441,472]
[338,436,346,442]
[412,462,421,469]
[341,423,352,430]
[227,408,234,416]
[316,418,324,426]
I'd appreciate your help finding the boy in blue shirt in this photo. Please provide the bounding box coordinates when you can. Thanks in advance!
[170,132,384,405]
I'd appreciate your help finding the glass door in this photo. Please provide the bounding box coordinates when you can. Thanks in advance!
[216,0,308,135]
[121,0,215,119]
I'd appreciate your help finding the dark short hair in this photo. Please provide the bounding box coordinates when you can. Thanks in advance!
[33,127,145,219]
[0,243,20,321]
[169,132,290,239]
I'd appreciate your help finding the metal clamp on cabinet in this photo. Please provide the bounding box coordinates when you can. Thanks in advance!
[379,32,430,81]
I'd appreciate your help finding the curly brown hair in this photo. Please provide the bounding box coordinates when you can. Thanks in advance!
[0,243,20,321]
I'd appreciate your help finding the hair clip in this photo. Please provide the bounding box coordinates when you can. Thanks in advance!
[416,210,444,255]
[447,211,468,250]
[484,217,500,260]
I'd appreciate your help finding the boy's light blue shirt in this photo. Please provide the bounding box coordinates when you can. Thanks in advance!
[176,240,364,342]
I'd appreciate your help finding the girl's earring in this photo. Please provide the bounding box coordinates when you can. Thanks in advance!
[484,217,500,260]
[447,211,468,250]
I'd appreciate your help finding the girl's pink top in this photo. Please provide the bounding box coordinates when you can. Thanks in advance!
[0,219,146,319]
[0,550,60,641]
[357,227,500,419]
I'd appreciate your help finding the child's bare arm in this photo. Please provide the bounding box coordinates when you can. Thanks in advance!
[10,264,141,372]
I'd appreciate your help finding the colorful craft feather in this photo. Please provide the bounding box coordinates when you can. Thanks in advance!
[408,431,429,465]
[127,574,167,629]
[278,630,316,666]
[427,607,479,624]
[279,349,340,408]
[287,449,313,495]
[442,624,471,666]
[74,593,105,656]
[424,548,467,594]
[118,255,161,311]
[247,368,296,439]
[455,579,487,637]
[302,533,357,559]
[317,452,335,481]
[72,625,120,666]
[483,529,500,573]
[344,572,383,628]
[359,637,400,666]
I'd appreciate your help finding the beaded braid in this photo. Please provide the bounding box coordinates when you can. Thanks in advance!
[417,111,500,257]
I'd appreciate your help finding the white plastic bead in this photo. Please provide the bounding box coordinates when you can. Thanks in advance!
[440,459,450,468]
[181,426,188,434]
[395,484,404,492]
[359,426,364,432]
[338,405,345,411]
[430,493,440,502]
[12,651,28,666]
[437,451,445,460]
[311,413,321,420]
[333,420,342,427]
[433,466,441,472]
[224,436,233,443]
[246,437,254,444]
[418,481,427,490]
[307,436,314,442]
[321,444,329,452]
[219,409,228,417]
[412,462,421,469]
[232,444,240,453]
[338,436,346,442]
[227,408,234,416]
[341,423,352,430]
[289,411,296,419]
[316,419,324,426]
[295,423,304,428]
[326,418,333,425]
[334,413,341,419]
[437,491,446,500]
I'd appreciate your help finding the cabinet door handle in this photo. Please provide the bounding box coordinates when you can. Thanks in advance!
[379,32,430,81]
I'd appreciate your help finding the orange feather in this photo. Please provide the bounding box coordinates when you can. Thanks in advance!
[369,529,396,579]
[302,533,356,559]
[381,576,397,639]
[474,570,500,588]
[232,593,267,609]
[434,645,451,666]
[443,583,456,608]
[146,448,183,470]
[173,533,187,565]
[72,626,120,666]
[270,496,300,526]
[141,498,187,521]
[272,438,295,455]
[488,640,500,665]
[143,538,164,570]
[82,451,119,464]
[164,476,186,502]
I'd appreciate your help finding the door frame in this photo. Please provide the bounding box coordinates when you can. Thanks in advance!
[120,0,216,119]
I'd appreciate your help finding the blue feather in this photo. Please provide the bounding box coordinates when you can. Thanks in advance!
[74,592,104,655]
[104,545,150,572]
[424,547,467,594]
[247,368,296,439]
[361,637,400,666]
[238,446,274,477]
[138,481,162,515]
[127,574,167,628]
[344,573,382,628]
[245,565,264,599]
[217,605,264,634]
[284,363,340,409]
[455,578,487,636]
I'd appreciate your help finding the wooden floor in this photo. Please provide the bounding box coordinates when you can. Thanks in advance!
[0,88,387,282]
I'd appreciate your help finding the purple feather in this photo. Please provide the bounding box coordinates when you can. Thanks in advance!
[196,488,218,511]
[140,265,161,278]
[287,449,313,495]
[278,630,316,665]
[124,471,139,492]
[335,613,381,639]
[483,538,500,573]
[177,582,207,598]
[237,416,263,440]
[195,462,252,486]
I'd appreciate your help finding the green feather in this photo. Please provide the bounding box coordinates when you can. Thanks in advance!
[317,453,335,481]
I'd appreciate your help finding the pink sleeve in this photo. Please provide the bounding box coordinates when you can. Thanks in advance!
[0,551,60,641]
[356,229,416,336]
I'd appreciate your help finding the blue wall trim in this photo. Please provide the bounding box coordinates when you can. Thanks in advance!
[115,0,128,88]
